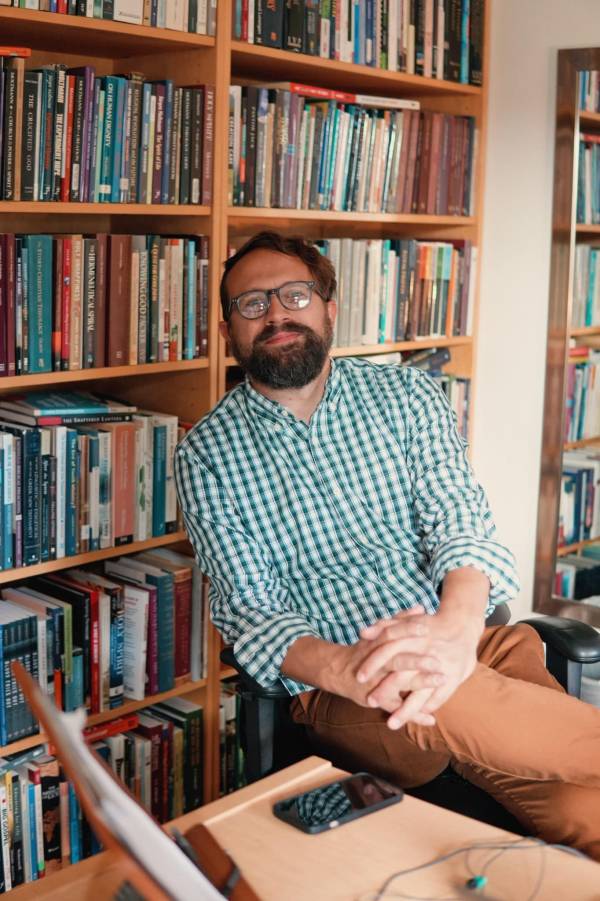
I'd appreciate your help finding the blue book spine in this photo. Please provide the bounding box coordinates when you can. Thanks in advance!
[365,0,374,65]
[152,424,167,537]
[68,783,81,864]
[317,103,333,208]
[460,0,470,84]
[88,433,100,552]
[26,235,53,374]
[99,76,116,203]
[22,428,42,566]
[70,649,84,710]
[352,0,360,63]
[184,240,196,360]
[324,106,340,209]
[28,784,38,879]
[111,78,127,203]
[161,80,173,204]
[109,593,124,709]
[0,625,6,746]
[40,453,50,563]
[65,429,78,557]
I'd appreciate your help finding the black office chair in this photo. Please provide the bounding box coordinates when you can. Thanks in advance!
[221,606,600,833]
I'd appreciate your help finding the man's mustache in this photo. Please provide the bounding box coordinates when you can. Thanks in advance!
[255,323,313,345]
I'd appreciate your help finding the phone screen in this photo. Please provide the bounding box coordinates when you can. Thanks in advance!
[272,773,404,834]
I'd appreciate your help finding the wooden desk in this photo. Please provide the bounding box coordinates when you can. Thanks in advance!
[12,756,600,900]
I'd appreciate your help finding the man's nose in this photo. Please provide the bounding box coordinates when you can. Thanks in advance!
[264,291,291,324]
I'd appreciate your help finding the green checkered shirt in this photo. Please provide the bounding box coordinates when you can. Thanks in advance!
[175,358,519,693]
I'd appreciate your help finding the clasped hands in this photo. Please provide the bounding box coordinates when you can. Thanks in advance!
[343,605,483,731]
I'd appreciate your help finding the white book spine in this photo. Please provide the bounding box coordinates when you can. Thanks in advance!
[98,430,112,549]
[18,772,31,883]
[0,786,11,892]
[122,588,148,701]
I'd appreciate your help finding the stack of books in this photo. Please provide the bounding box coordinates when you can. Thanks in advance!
[232,0,483,86]
[0,233,209,375]
[219,680,245,797]
[316,237,475,345]
[0,697,204,890]
[577,131,600,225]
[229,82,476,215]
[0,392,184,569]
[564,347,600,443]
[0,0,217,33]
[0,547,209,730]
[573,244,600,329]
[0,53,214,204]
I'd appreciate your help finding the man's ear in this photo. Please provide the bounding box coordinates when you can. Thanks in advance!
[218,320,230,341]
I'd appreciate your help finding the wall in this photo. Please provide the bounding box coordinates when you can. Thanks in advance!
[473,0,600,620]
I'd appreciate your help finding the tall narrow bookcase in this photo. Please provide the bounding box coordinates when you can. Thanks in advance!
[534,46,600,626]
[0,0,491,870]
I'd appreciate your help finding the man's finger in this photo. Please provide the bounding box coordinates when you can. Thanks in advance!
[366,669,445,707]
[360,605,426,639]
[386,688,434,730]
[356,637,435,683]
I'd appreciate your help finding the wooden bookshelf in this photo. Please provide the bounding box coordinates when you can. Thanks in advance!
[535,47,600,627]
[0,0,492,888]
[0,677,208,758]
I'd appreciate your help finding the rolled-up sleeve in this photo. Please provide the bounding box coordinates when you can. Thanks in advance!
[405,369,520,609]
[174,444,320,692]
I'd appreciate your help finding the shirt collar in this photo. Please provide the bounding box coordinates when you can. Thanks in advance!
[242,357,343,424]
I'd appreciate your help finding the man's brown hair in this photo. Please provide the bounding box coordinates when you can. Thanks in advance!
[220,230,337,320]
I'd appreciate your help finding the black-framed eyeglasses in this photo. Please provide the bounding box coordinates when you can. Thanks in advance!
[228,280,322,320]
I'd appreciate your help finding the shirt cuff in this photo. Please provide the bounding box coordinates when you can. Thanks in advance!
[429,534,521,613]
[233,613,322,695]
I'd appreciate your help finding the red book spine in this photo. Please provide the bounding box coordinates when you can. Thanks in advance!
[201,85,214,205]
[61,76,75,203]
[160,720,173,822]
[89,587,100,714]
[174,578,192,679]
[83,712,140,743]
[5,235,16,377]
[61,237,72,370]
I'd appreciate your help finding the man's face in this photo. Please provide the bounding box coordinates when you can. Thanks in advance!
[220,249,338,389]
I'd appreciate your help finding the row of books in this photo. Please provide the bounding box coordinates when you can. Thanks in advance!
[0,548,208,741]
[579,71,600,113]
[0,0,216,33]
[229,83,476,215]
[316,237,475,345]
[555,547,600,601]
[558,449,600,548]
[577,132,600,225]
[219,680,245,796]
[564,348,600,443]
[0,696,204,891]
[0,233,210,377]
[573,243,600,329]
[232,0,484,85]
[0,55,214,204]
[0,392,181,570]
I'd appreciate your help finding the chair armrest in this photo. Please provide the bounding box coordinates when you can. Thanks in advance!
[520,616,600,664]
[220,647,290,699]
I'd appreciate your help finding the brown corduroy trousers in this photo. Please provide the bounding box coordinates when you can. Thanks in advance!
[290,623,600,860]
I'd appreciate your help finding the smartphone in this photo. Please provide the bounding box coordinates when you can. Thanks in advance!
[272,772,404,834]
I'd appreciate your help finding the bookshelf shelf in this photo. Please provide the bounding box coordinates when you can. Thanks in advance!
[0,202,211,217]
[230,40,483,100]
[0,531,188,587]
[557,534,600,557]
[570,326,600,336]
[575,223,600,234]
[563,436,600,449]
[0,359,209,392]
[228,208,476,235]
[220,667,237,681]
[580,110,600,130]
[225,336,472,367]
[0,677,208,758]
[0,8,215,57]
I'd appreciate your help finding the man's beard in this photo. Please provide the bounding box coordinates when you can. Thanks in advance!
[229,318,334,389]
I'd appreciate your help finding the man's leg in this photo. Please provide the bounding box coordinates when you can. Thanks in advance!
[291,623,600,858]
